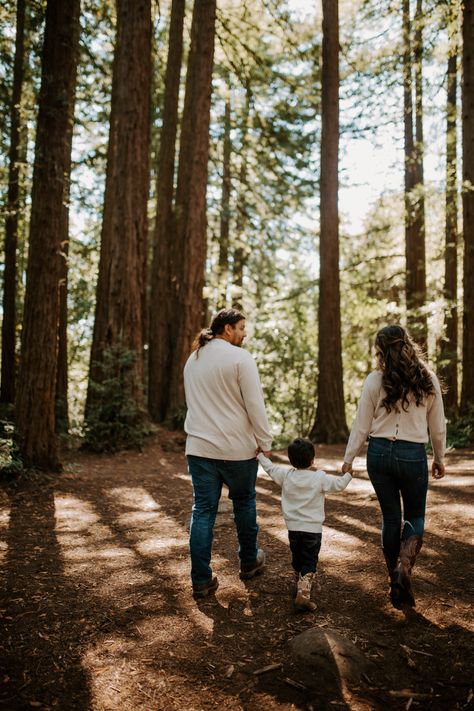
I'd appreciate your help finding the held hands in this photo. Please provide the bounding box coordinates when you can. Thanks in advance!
[341,462,352,475]
[432,461,446,479]
[255,447,272,458]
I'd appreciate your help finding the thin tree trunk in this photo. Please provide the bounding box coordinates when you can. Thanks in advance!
[166,0,217,419]
[148,0,185,422]
[404,0,427,347]
[309,0,348,443]
[217,95,232,308]
[86,0,152,420]
[15,0,80,470]
[55,237,69,433]
[1,0,26,406]
[461,0,474,410]
[441,22,458,413]
[232,86,251,310]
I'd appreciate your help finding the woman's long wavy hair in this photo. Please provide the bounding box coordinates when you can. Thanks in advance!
[191,308,245,354]
[375,325,434,412]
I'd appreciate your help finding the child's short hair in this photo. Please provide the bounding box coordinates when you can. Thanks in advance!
[288,438,315,469]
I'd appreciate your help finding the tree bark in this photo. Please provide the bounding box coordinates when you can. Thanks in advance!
[86,0,152,419]
[309,0,348,443]
[165,0,217,419]
[217,95,232,308]
[15,0,80,470]
[1,0,26,406]
[441,20,458,413]
[404,0,427,348]
[232,86,251,311]
[461,0,474,410]
[55,236,69,433]
[148,0,185,422]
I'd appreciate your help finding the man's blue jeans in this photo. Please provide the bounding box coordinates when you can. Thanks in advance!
[367,437,428,559]
[187,455,259,586]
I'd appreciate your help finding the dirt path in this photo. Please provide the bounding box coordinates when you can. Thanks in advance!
[0,429,473,710]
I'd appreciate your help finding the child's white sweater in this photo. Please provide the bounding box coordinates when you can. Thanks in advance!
[257,453,352,533]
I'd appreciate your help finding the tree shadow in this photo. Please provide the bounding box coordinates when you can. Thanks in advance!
[0,478,93,710]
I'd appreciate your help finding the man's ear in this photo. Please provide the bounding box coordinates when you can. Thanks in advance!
[223,323,233,338]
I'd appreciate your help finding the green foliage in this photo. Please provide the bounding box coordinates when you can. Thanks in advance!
[253,257,318,444]
[0,409,24,476]
[83,347,149,453]
[446,408,474,449]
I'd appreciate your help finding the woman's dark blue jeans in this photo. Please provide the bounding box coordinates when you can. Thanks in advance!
[187,455,259,586]
[367,437,428,559]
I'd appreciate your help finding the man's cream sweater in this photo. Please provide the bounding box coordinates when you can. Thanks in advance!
[343,370,446,465]
[184,338,272,460]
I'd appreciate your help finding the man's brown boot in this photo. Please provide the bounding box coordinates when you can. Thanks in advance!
[394,535,423,607]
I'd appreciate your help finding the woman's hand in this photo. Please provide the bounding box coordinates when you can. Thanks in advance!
[342,462,352,474]
[432,461,446,479]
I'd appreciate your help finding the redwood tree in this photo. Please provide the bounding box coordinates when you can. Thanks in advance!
[148,0,186,422]
[217,94,232,308]
[440,12,459,413]
[309,0,348,443]
[86,0,152,425]
[15,0,80,469]
[403,0,427,348]
[165,0,217,419]
[461,0,474,411]
[1,0,26,406]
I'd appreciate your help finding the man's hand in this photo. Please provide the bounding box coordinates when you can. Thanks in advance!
[341,462,352,475]
[432,461,446,479]
[262,451,271,457]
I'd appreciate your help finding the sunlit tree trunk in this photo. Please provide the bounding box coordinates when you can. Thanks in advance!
[1,0,26,406]
[15,0,80,470]
[461,0,474,411]
[86,0,152,419]
[404,0,427,348]
[440,14,459,413]
[217,95,232,308]
[166,0,217,419]
[309,0,348,443]
[148,0,185,422]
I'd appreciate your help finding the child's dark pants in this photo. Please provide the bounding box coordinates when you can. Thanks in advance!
[288,531,322,575]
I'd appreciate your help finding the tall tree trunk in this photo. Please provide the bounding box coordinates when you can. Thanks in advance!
[441,17,459,413]
[232,86,251,311]
[404,0,427,348]
[15,0,80,470]
[1,0,26,406]
[165,0,217,420]
[461,0,474,411]
[217,95,232,308]
[148,0,185,422]
[86,0,152,419]
[309,0,348,443]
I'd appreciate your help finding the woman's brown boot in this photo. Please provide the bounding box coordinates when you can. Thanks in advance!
[394,535,423,607]
[383,549,401,609]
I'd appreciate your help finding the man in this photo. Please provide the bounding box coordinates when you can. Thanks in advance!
[184,308,272,598]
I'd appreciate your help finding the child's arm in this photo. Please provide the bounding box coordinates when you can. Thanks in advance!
[257,452,287,487]
[321,471,352,493]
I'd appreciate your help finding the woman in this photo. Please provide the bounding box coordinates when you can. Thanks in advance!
[342,325,446,609]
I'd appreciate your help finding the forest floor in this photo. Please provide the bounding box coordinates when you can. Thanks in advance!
[0,428,473,711]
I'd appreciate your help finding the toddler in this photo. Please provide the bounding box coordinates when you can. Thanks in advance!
[257,438,352,611]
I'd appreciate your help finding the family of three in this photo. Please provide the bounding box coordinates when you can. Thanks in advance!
[183,308,446,612]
